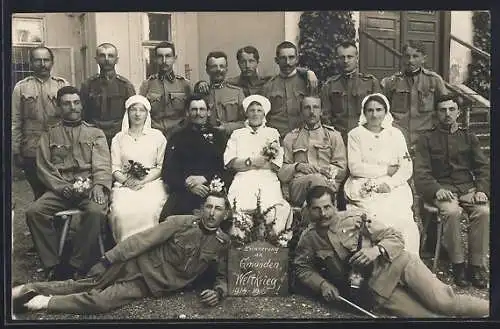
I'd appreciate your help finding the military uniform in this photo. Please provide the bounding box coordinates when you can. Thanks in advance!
[263,72,308,137]
[414,125,489,267]
[139,71,192,138]
[320,71,380,141]
[161,122,228,216]
[227,68,311,97]
[12,75,70,199]
[294,208,489,317]
[381,68,448,145]
[26,121,112,274]
[279,124,347,206]
[226,75,269,97]
[80,72,136,146]
[202,81,245,135]
[23,215,230,314]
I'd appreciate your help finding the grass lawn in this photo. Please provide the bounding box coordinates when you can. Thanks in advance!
[10,174,489,321]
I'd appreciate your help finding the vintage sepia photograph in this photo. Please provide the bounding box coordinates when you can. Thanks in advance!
[10,10,491,320]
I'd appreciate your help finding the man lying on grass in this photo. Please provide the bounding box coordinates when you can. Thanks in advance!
[12,191,231,314]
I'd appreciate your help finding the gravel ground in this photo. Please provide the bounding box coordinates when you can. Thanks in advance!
[10,172,489,321]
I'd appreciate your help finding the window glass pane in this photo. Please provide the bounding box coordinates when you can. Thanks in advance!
[144,48,156,78]
[12,18,43,43]
[147,13,171,41]
[11,46,32,88]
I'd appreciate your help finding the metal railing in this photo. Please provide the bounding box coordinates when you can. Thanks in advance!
[450,34,490,60]
[358,28,482,128]
[358,29,477,102]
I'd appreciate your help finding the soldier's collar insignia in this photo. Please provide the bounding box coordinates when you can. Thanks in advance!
[211,81,225,89]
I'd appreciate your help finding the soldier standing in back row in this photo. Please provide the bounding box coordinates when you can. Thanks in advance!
[194,51,246,136]
[12,46,70,200]
[80,43,136,147]
[381,40,448,148]
[321,41,380,143]
[139,41,192,138]
[262,41,311,137]
[227,45,318,97]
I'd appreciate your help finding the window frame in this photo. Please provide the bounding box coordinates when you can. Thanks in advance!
[140,12,177,79]
[11,16,46,87]
[12,15,46,46]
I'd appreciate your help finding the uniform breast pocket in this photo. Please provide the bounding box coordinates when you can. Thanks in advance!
[419,88,435,113]
[50,143,71,166]
[329,90,346,114]
[221,98,240,122]
[316,249,335,261]
[314,144,332,163]
[292,148,308,163]
[199,250,218,264]
[169,92,187,111]
[108,94,128,118]
[338,230,358,253]
[21,92,39,119]
[79,140,93,163]
[147,92,164,116]
[294,90,306,107]
[391,88,410,113]
[267,91,284,113]
[88,91,102,108]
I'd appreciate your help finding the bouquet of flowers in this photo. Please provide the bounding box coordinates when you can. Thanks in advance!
[122,160,150,180]
[359,179,378,198]
[72,177,92,197]
[326,165,339,186]
[261,140,280,161]
[208,175,225,193]
[230,189,293,248]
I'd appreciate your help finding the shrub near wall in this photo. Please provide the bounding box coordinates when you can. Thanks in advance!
[465,11,491,100]
[298,11,356,88]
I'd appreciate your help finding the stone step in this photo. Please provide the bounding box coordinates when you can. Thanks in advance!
[480,146,490,159]
[468,122,491,135]
[469,107,490,123]
[476,133,490,149]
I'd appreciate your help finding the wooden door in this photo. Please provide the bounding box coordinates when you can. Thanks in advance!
[359,11,401,81]
[359,11,446,81]
[403,11,441,73]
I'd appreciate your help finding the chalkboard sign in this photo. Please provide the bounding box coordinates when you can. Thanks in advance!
[228,240,289,296]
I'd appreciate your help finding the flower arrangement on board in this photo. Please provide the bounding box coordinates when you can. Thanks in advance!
[230,189,293,248]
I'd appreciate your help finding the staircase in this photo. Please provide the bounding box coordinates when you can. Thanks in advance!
[451,83,491,159]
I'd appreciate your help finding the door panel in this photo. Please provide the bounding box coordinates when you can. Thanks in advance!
[360,11,442,80]
[404,11,441,73]
[359,11,401,81]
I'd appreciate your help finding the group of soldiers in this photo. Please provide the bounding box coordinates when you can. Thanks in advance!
[11,38,490,318]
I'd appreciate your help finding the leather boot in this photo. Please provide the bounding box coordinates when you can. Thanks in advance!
[469,265,488,289]
[452,263,470,287]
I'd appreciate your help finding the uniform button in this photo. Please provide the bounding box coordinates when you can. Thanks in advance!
[342,229,346,233]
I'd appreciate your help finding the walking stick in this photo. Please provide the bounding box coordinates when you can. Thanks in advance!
[338,296,379,318]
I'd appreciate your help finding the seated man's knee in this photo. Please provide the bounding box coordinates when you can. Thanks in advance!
[25,199,46,220]
[435,200,462,218]
[85,201,108,217]
[307,173,328,187]
[473,204,490,220]
[428,288,460,315]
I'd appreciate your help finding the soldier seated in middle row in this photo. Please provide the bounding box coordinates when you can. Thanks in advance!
[279,96,347,208]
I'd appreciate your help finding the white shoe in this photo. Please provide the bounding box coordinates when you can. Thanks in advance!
[25,295,51,311]
[12,285,26,300]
